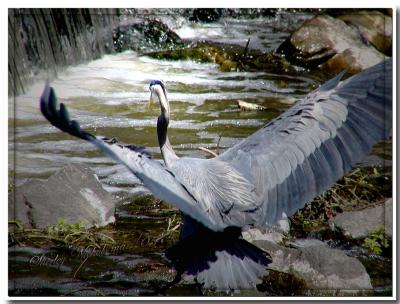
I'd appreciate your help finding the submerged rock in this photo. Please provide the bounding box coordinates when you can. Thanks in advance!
[253,240,373,294]
[9,164,115,228]
[277,14,387,74]
[328,199,392,239]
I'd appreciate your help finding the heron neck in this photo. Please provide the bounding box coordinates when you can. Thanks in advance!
[157,114,178,167]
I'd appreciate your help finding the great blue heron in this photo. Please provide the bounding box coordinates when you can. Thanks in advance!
[40,58,392,292]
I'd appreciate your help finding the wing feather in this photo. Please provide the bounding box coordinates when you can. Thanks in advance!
[40,85,230,231]
[40,58,392,230]
[218,58,392,225]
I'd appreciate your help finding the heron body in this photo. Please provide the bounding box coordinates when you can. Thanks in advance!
[40,59,392,291]
[148,60,392,231]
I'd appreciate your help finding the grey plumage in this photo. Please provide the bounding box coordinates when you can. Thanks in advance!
[40,58,392,291]
[165,222,271,290]
[218,58,392,226]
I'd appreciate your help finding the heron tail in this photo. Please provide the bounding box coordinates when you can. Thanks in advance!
[165,217,271,291]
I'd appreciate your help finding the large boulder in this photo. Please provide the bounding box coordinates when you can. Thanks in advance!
[329,199,393,239]
[9,164,115,228]
[254,240,372,294]
[338,10,392,55]
[277,14,387,74]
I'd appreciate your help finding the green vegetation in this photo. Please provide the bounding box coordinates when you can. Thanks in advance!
[9,218,115,248]
[362,226,390,256]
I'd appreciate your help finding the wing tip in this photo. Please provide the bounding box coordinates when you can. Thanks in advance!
[319,69,347,92]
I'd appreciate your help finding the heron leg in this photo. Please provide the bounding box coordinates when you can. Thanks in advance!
[194,278,204,295]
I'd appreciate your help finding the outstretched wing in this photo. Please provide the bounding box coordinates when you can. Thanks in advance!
[40,85,225,231]
[218,59,392,226]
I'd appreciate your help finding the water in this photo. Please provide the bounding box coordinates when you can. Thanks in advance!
[160,11,315,53]
[10,50,317,198]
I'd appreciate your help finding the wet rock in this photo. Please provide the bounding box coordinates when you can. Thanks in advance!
[148,43,298,74]
[184,8,278,21]
[253,240,372,294]
[113,19,184,53]
[338,10,392,55]
[190,9,222,23]
[384,199,393,238]
[243,215,290,244]
[147,45,238,71]
[251,52,296,73]
[243,228,285,244]
[287,238,327,248]
[277,14,386,74]
[9,164,115,228]
[328,199,392,239]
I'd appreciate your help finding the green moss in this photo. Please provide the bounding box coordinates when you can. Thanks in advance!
[147,45,237,72]
[146,41,311,77]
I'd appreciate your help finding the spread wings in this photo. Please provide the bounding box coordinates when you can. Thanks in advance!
[40,58,392,231]
[218,58,392,226]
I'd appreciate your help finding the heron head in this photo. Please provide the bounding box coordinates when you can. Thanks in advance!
[148,80,169,117]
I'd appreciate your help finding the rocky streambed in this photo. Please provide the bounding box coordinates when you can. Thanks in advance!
[9,8,392,297]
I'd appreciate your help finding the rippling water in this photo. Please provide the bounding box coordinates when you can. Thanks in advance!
[10,47,391,205]
[10,50,319,200]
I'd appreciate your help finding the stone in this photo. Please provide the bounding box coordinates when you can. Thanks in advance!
[243,228,285,244]
[338,10,392,55]
[243,214,290,244]
[9,163,115,228]
[277,14,386,74]
[328,199,392,239]
[113,18,183,53]
[190,8,222,23]
[384,198,393,238]
[287,238,327,248]
[253,240,372,294]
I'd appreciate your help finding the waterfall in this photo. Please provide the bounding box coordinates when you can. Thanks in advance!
[8,8,120,96]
